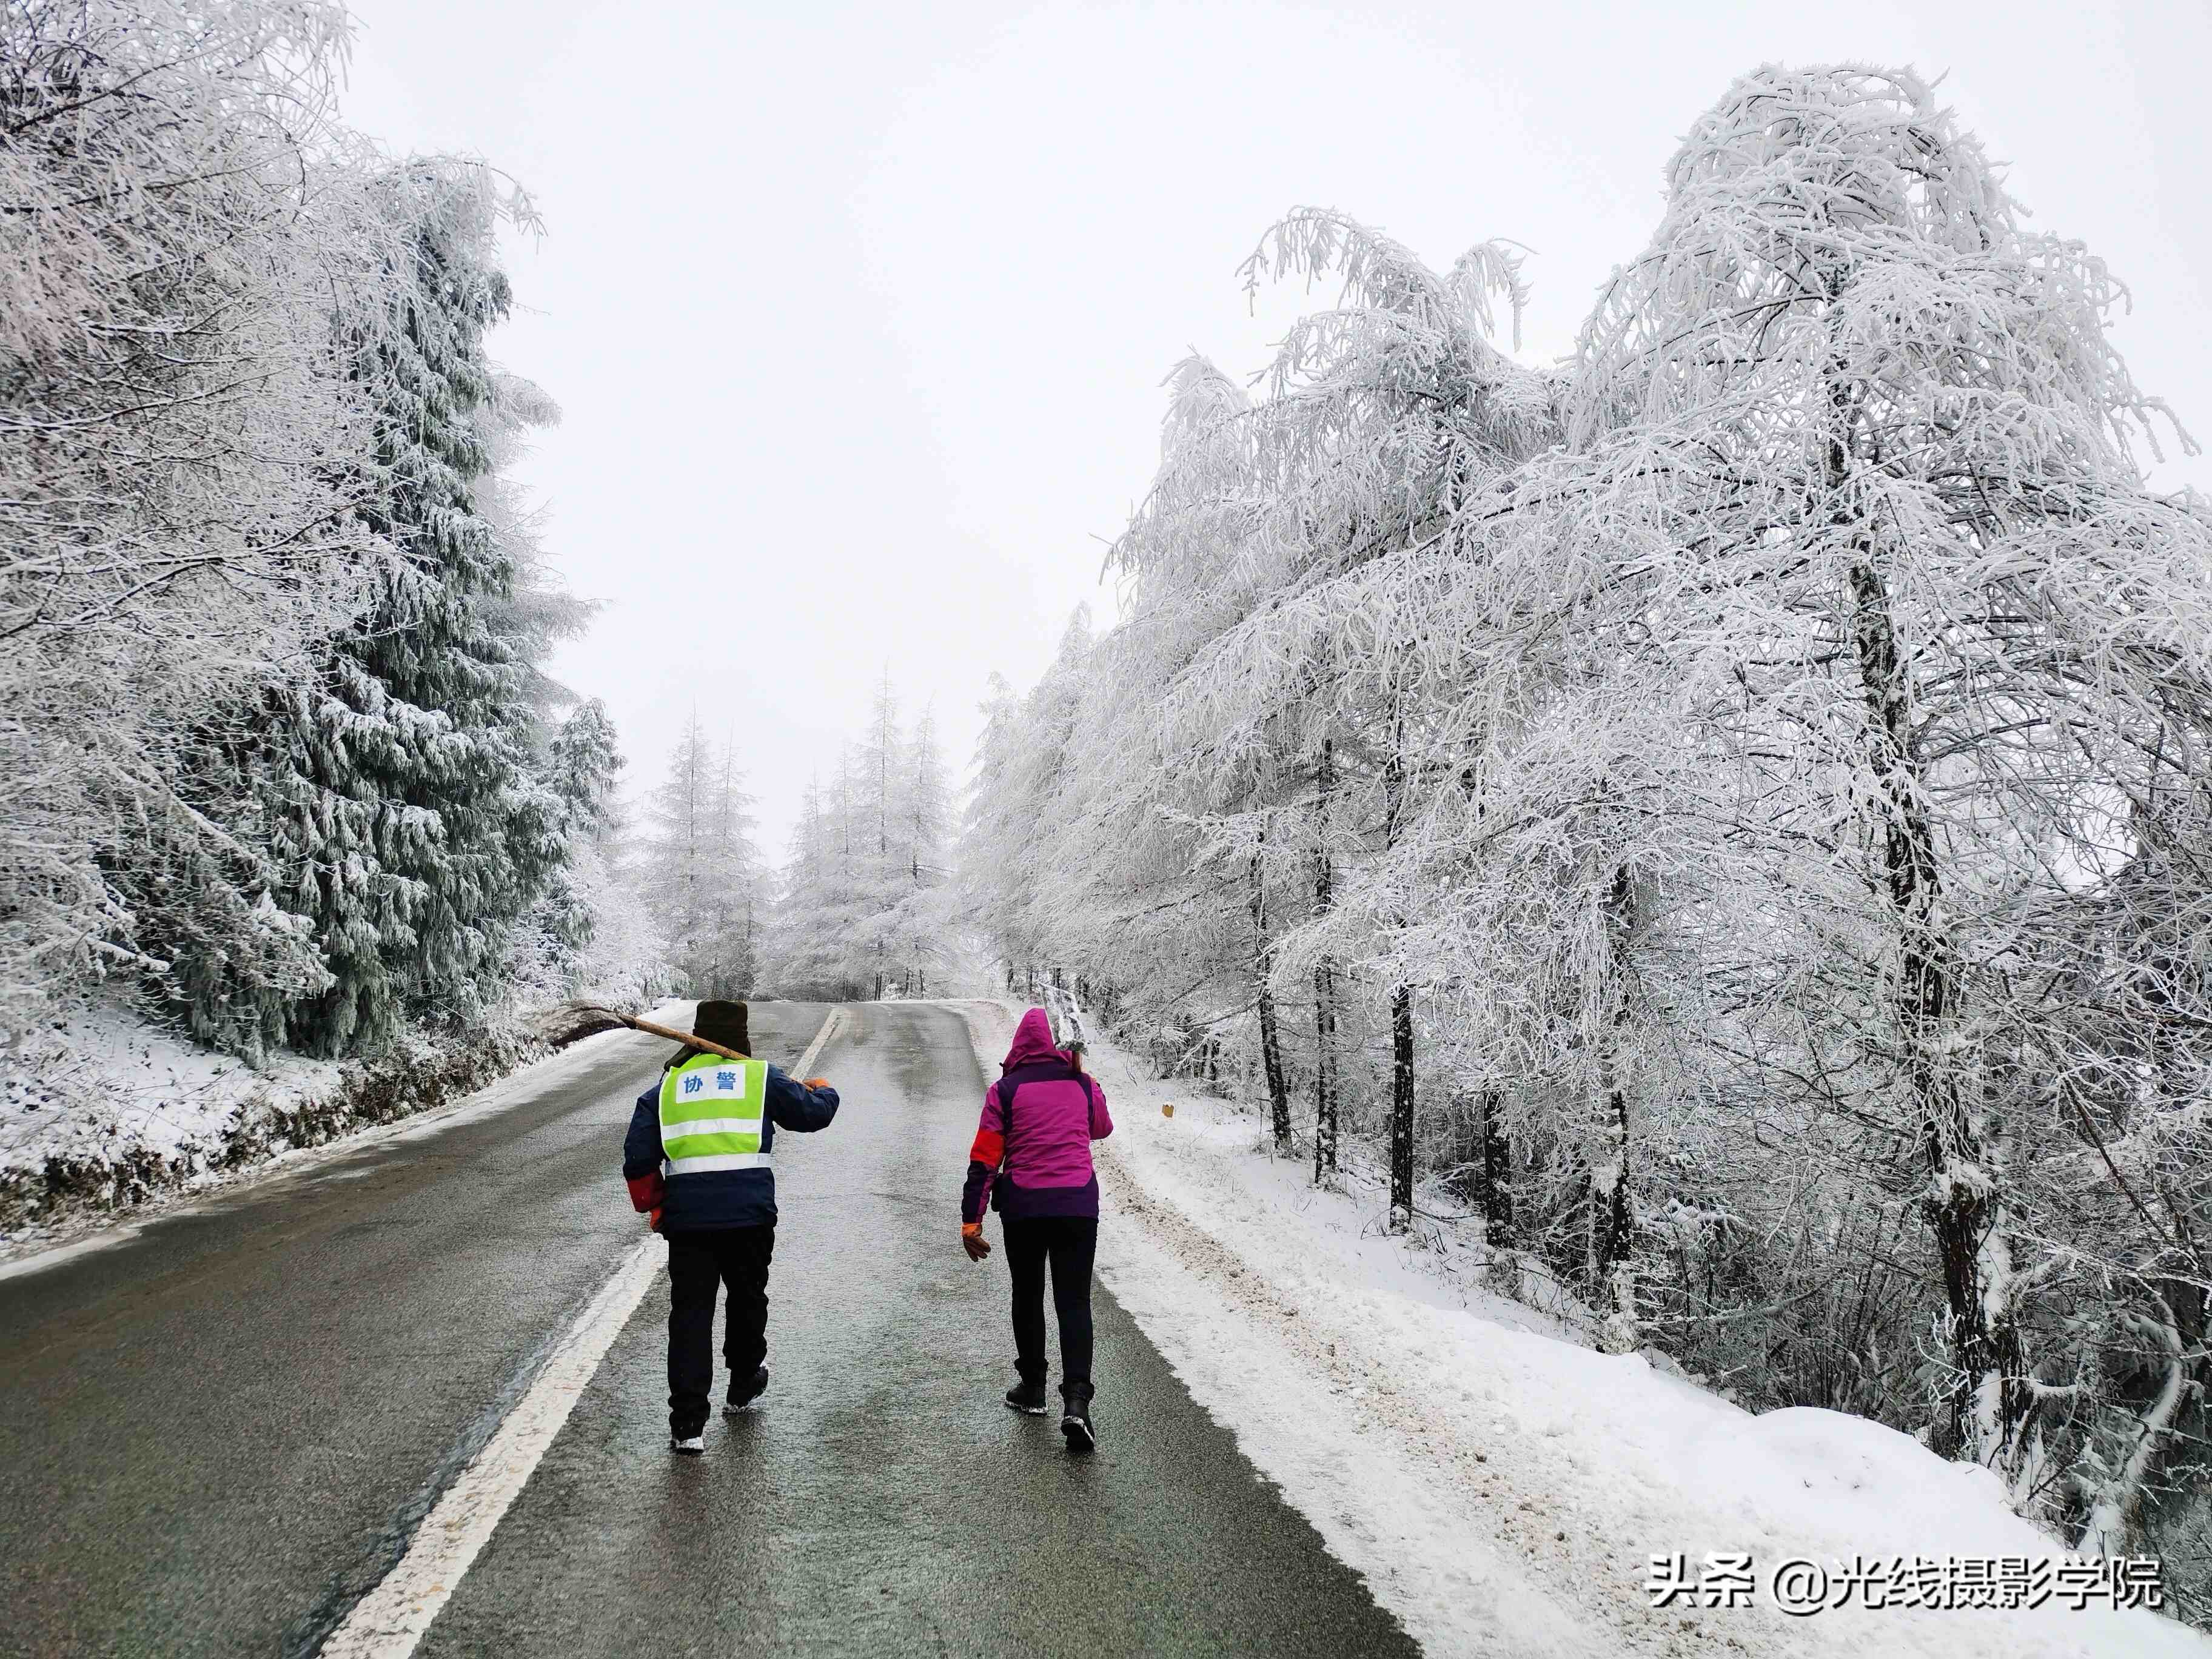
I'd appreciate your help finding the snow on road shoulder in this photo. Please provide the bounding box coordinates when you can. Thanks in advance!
[0,1001,690,1272]
[2,1002,340,1179]
[945,998,2206,1659]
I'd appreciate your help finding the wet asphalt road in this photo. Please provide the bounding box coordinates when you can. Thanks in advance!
[0,1002,1419,1658]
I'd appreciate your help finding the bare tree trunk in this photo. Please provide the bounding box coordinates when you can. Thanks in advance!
[1312,737,1340,1182]
[1476,1089,1513,1247]
[1389,985,1415,1230]
[1829,364,2025,1463]
[1589,862,1637,1351]
[2078,1288,2190,1557]
[1251,826,1292,1150]
[1384,726,1415,1230]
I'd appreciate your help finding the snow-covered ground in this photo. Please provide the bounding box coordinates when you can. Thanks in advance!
[0,1001,683,1262]
[947,998,2208,1659]
[2,1004,340,1187]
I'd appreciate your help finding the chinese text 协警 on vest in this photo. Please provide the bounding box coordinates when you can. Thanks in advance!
[657,1053,770,1174]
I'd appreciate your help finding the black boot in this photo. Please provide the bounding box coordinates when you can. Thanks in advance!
[1060,1382,1096,1452]
[723,1364,769,1416]
[1004,1375,1049,1416]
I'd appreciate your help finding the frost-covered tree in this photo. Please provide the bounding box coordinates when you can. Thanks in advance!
[506,698,624,1001]
[959,65,2212,1567]
[703,736,764,996]
[764,774,853,998]
[1070,361,1290,1115]
[1299,64,2212,1504]
[1116,211,1553,1213]
[853,674,903,997]
[247,161,560,1057]
[884,702,954,993]
[0,1,383,1035]
[766,679,953,997]
[638,717,763,997]
[1553,62,2212,1473]
[476,371,592,731]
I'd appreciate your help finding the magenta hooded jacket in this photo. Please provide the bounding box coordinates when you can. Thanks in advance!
[960,1007,1113,1222]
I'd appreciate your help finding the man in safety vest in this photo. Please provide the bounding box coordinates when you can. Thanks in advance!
[622,999,840,1453]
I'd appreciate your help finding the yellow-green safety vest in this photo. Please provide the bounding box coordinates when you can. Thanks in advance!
[658,1052,771,1175]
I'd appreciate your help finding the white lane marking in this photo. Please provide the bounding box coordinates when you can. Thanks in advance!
[318,1236,661,1658]
[792,1009,841,1079]
[317,1007,845,1655]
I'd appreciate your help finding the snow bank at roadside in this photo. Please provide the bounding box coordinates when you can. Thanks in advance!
[3,1004,339,1176]
[945,997,2206,1659]
[0,999,683,1249]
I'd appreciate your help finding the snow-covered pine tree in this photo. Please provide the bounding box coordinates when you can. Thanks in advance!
[888,702,953,994]
[511,697,625,999]
[765,763,870,999]
[640,717,765,999]
[545,700,623,844]
[640,716,711,991]
[962,675,1044,988]
[260,161,563,1057]
[759,679,948,997]
[968,611,1099,996]
[763,775,833,997]
[475,370,592,732]
[703,734,763,997]
[854,673,903,998]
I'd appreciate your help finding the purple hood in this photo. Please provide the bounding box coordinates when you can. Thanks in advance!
[1002,1007,1063,1071]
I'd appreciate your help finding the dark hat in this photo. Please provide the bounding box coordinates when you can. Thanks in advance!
[693,999,751,1055]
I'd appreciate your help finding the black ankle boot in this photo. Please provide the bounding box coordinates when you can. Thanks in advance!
[1059,1382,1096,1451]
[1004,1376,1048,1415]
[723,1364,769,1416]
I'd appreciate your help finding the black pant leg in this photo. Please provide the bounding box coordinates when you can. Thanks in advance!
[1002,1217,1050,1386]
[1046,1218,1099,1393]
[718,1224,775,1379]
[666,1232,720,1436]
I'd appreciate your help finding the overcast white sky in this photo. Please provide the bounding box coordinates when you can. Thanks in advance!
[338,0,2212,857]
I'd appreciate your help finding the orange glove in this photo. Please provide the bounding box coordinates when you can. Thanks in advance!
[648,1207,664,1233]
[961,1222,991,1262]
[805,1077,831,1091]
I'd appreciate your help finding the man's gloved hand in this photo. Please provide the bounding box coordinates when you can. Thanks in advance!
[961,1222,991,1262]
[649,1206,664,1234]
[805,1078,831,1091]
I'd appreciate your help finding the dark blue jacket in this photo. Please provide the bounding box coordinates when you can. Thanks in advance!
[623,1064,839,1230]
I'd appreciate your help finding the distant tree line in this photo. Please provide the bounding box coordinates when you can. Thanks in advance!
[635,714,764,1002]
[754,675,953,1002]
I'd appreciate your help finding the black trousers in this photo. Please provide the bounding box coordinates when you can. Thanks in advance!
[666,1225,774,1435]
[1003,1215,1098,1396]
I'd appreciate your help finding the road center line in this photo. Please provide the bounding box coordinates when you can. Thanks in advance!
[792,1008,842,1078]
[316,1010,842,1658]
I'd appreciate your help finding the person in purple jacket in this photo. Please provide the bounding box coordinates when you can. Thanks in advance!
[960,1005,1114,1450]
